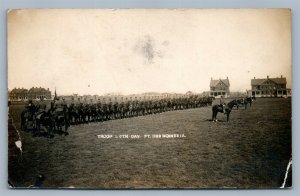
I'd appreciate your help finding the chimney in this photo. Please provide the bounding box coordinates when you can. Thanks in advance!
[226,76,228,79]
[281,75,283,78]
[254,77,256,79]
[267,75,269,79]
[211,77,213,80]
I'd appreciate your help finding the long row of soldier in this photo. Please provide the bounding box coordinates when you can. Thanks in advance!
[29,96,214,125]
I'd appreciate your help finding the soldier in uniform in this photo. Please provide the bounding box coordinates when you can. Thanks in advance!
[33,98,48,134]
[26,100,37,119]
[39,97,47,111]
[48,101,56,116]
[218,96,226,113]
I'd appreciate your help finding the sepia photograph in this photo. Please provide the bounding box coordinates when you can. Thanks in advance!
[7,9,292,189]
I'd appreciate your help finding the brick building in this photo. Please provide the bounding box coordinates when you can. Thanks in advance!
[9,87,51,101]
[9,88,28,101]
[28,87,51,100]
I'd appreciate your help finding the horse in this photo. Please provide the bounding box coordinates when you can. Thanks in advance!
[235,98,248,110]
[77,104,87,123]
[246,97,253,107]
[212,104,225,122]
[68,104,80,125]
[51,107,69,135]
[20,109,36,131]
[34,111,54,138]
[212,99,237,122]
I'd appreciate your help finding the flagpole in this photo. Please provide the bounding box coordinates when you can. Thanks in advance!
[54,87,57,104]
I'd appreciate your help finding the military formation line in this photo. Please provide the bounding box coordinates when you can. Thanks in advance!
[19,96,214,137]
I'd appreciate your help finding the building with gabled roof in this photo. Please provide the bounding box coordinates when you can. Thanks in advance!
[28,87,51,100]
[209,77,230,98]
[9,88,29,101]
[248,75,291,97]
[9,87,52,101]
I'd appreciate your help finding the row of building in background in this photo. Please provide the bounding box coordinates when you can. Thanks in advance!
[210,75,291,98]
[8,88,197,102]
[8,75,291,102]
[9,87,52,101]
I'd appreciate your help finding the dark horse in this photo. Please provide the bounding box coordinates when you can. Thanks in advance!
[246,97,253,107]
[236,98,247,110]
[212,100,237,122]
[51,107,70,135]
[34,111,54,138]
[20,109,36,131]
[236,97,254,110]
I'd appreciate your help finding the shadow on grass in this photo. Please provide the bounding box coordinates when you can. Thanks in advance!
[205,119,227,122]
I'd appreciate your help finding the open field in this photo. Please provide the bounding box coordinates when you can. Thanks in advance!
[8,98,291,188]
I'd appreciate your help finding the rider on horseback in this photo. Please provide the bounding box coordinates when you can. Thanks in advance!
[34,98,48,121]
[218,98,226,114]
[26,100,37,119]
[217,103,226,114]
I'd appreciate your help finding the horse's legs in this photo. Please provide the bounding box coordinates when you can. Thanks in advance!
[212,109,218,122]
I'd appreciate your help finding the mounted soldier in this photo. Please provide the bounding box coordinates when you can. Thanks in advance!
[39,97,47,110]
[25,100,38,120]
[26,100,36,113]
[217,96,226,113]
[34,98,47,126]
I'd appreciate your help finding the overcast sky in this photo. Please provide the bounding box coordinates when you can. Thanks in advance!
[8,9,291,95]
